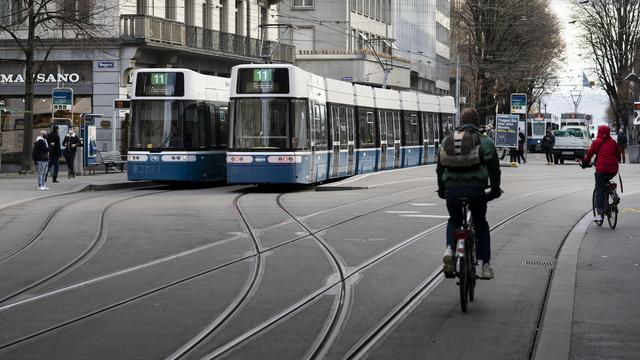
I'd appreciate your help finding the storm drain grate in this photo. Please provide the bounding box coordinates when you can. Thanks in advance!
[521,258,555,268]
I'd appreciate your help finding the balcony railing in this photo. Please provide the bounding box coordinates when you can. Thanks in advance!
[120,15,295,64]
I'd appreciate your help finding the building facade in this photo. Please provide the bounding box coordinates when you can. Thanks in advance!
[0,0,293,156]
[277,0,450,93]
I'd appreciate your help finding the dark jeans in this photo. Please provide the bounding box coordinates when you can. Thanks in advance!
[544,148,553,163]
[594,172,615,212]
[445,185,491,263]
[620,147,626,163]
[46,157,59,181]
[66,152,76,175]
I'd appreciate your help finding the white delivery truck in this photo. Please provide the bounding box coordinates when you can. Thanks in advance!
[552,126,591,164]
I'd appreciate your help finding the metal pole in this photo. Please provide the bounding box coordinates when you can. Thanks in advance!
[455,54,461,125]
[112,103,117,152]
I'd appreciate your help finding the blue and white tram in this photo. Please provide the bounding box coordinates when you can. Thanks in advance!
[127,69,230,182]
[226,64,454,184]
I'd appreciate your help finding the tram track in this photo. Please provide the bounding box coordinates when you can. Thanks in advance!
[196,189,580,359]
[0,189,157,265]
[0,183,581,356]
[0,189,169,306]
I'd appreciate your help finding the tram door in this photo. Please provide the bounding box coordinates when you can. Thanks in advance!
[346,108,355,175]
[422,113,430,164]
[392,112,401,168]
[330,106,340,177]
[379,111,388,170]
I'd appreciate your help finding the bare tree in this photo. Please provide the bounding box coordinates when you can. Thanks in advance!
[453,0,564,121]
[0,0,114,172]
[574,0,640,130]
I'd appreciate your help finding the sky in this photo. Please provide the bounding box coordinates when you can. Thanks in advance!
[544,0,611,121]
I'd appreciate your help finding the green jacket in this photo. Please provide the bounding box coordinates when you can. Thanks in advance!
[436,124,501,189]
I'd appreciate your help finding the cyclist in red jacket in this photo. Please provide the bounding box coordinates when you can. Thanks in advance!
[581,124,620,222]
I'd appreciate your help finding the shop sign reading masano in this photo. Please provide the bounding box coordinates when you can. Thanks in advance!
[0,72,81,84]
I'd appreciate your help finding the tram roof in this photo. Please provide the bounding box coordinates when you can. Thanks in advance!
[439,96,455,114]
[131,68,229,101]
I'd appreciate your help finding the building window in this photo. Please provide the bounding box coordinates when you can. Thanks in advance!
[292,0,313,8]
[63,0,93,20]
[136,0,147,15]
[185,0,195,25]
[165,0,176,20]
[235,0,244,36]
[219,0,228,32]
[246,1,250,37]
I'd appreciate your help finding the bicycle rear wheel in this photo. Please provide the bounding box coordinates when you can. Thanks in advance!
[458,256,468,312]
[607,191,618,229]
[468,239,476,302]
[592,188,603,226]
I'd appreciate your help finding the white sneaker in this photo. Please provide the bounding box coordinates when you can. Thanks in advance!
[43,186,50,191]
[593,214,603,222]
[442,247,455,277]
[38,186,45,191]
[481,263,494,279]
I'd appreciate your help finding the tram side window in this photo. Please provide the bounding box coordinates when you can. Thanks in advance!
[347,107,355,144]
[330,105,340,145]
[431,114,440,143]
[311,104,328,150]
[218,105,229,147]
[339,106,348,146]
[378,110,387,143]
[385,111,394,143]
[421,113,430,144]
[403,112,419,145]
[357,109,376,148]
[182,102,200,148]
[292,99,310,150]
[393,111,401,142]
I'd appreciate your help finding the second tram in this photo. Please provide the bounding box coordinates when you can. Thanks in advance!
[127,69,230,182]
[226,64,455,185]
[526,113,558,152]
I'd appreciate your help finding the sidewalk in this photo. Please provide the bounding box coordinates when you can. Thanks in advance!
[535,191,640,359]
[0,171,153,210]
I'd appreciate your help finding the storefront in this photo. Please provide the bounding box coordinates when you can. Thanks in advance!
[0,61,93,153]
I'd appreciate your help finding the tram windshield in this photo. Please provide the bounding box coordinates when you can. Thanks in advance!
[531,122,546,137]
[232,98,310,150]
[129,100,227,150]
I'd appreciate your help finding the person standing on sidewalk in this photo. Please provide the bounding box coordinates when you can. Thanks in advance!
[32,130,50,191]
[618,128,628,163]
[542,130,555,165]
[45,125,61,183]
[62,128,81,178]
[517,130,527,163]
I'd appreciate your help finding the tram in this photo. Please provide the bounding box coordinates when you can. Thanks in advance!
[127,69,230,182]
[226,64,455,184]
[526,113,558,152]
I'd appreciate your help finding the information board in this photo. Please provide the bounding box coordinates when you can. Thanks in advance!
[237,68,290,94]
[52,88,73,110]
[510,93,527,114]
[495,114,519,148]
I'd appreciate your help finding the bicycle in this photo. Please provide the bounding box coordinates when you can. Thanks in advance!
[592,179,620,229]
[451,197,477,313]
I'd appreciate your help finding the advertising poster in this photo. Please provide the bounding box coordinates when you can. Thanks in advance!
[495,114,519,148]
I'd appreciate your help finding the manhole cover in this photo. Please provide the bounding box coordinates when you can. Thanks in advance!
[521,258,555,267]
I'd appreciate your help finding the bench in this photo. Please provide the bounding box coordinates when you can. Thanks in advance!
[98,151,126,173]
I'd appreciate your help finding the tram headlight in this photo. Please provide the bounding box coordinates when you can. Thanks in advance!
[267,155,302,164]
[227,155,253,163]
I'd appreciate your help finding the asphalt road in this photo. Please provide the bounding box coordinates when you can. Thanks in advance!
[1,157,639,359]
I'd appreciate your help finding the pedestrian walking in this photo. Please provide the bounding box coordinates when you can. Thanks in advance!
[486,124,495,142]
[541,130,555,165]
[62,128,81,178]
[45,125,61,183]
[618,128,628,163]
[517,131,527,163]
[32,130,50,191]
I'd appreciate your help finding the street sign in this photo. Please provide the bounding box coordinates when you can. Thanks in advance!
[52,88,73,111]
[634,102,640,125]
[510,93,527,114]
[495,114,519,148]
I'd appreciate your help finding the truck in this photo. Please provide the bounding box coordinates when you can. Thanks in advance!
[552,126,591,164]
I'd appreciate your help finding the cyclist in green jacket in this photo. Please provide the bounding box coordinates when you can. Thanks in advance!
[436,108,502,279]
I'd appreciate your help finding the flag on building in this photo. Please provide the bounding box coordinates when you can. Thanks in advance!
[583,72,591,88]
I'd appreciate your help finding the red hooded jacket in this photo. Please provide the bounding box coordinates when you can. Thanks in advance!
[584,125,620,174]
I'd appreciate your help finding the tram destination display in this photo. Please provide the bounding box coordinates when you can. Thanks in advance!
[495,114,519,148]
[135,72,185,97]
[237,68,289,94]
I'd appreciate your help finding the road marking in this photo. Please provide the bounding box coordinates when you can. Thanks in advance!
[401,214,449,219]
[385,211,421,214]
[410,203,438,206]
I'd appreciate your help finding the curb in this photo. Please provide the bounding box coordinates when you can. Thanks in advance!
[533,213,591,360]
